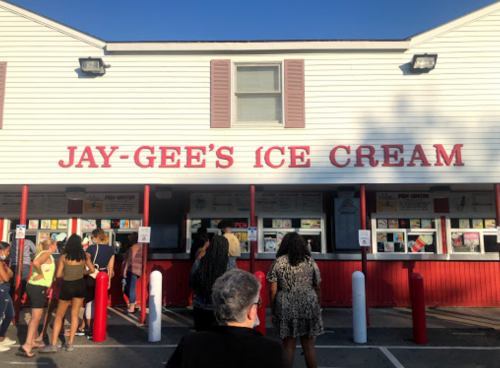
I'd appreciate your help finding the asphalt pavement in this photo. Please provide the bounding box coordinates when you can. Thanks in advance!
[1,306,500,368]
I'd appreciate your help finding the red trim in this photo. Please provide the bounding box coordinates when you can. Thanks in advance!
[71,218,78,235]
[140,185,150,324]
[0,219,4,241]
[440,216,447,254]
[0,62,6,129]
[14,185,28,325]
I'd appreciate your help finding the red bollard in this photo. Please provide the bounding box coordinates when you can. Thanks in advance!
[410,273,427,344]
[94,272,109,342]
[254,271,266,335]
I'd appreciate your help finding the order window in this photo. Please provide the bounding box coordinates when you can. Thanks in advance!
[448,218,497,254]
[235,64,282,125]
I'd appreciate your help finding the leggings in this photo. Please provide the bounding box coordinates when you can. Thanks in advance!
[0,283,14,338]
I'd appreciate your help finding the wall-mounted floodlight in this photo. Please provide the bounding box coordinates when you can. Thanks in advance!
[410,54,438,73]
[79,57,110,75]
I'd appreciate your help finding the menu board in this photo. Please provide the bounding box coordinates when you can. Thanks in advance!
[376,192,433,214]
[0,193,69,217]
[83,193,139,217]
[334,198,361,250]
[449,192,495,214]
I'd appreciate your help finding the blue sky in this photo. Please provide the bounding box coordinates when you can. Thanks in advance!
[5,0,498,41]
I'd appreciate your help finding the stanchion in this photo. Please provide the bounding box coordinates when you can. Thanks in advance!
[410,272,427,344]
[149,270,163,342]
[352,271,367,344]
[254,271,266,335]
[93,272,109,343]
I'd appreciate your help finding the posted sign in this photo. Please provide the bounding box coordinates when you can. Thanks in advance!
[138,226,151,243]
[358,230,371,247]
[16,225,26,239]
[248,227,258,242]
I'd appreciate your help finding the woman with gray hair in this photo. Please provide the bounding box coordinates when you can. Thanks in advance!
[166,269,290,368]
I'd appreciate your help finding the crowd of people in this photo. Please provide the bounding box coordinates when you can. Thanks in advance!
[0,228,138,357]
[171,220,324,368]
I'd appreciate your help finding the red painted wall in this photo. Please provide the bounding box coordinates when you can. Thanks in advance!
[110,259,500,308]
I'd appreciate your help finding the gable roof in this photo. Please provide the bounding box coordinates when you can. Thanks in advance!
[409,0,500,47]
[0,0,105,49]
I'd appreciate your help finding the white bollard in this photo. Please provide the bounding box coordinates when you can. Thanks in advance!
[148,270,163,342]
[352,271,367,344]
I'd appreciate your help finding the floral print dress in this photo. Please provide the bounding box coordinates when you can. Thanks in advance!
[267,255,324,339]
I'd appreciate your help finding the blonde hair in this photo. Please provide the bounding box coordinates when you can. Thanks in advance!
[37,238,56,253]
[92,228,109,244]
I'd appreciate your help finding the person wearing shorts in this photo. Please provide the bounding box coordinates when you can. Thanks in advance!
[18,239,57,358]
[40,235,94,354]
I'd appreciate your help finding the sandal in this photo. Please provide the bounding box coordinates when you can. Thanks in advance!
[32,343,45,349]
[16,346,35,358]
[35,334,48,342]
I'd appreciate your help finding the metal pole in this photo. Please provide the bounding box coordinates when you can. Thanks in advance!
[359,184,370,326]
[93,272,109,342]
[13,185,28,325]
[410,273,427,344]
[149,270,163,342]
[140,185,150,325]
[352,271,367,343]
[250,185,256,274]
[254,271,266,335]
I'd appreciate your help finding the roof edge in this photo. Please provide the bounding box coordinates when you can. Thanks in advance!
[0,0,106,49]
[107,40,411,53]
[408,0,500,47]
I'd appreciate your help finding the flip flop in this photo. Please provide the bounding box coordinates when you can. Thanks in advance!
[126,310,136,314]
[34,335,47,342]
[16,346,35,358]
[32,343,45,349]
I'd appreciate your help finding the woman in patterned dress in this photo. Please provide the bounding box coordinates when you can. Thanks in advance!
[267,232,323,368]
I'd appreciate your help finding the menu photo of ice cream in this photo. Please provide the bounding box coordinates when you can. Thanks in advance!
[377,219,387,229]
[472,219,483,229]
[410,219,420,229]
[421,219,432,229]
[459,219,470,229]
[485,219,496,228]
[388,219,399,229]
[451,232,463,247]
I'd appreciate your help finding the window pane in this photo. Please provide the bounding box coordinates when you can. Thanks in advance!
[237,95,281,121]
[237,66,279,92]
[484,235,497,253]
[451,232,480,253]
[408,234,436,253]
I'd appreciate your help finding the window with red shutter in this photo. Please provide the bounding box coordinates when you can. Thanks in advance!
[0,62,6,129]
[210,60,231,128]
[284,59,305,128]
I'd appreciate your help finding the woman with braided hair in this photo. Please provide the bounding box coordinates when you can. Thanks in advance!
[189,235,237,331]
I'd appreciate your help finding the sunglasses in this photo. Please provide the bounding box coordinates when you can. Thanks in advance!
[253,296,262,309]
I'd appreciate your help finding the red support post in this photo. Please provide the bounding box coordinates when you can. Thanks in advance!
[360,184,369,326]
[141,185,150,325]
[410,272,427,344]
[254,271,266,335]
[13,185,28,325]
[93,272,109,342]
[250,185,256,274]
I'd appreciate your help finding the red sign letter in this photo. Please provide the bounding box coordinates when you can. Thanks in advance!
[381,145,404,167]
[289,146,310,168]
[434,144,464,166]
[216,147,234,169]
[254,147,264,168]
[330,146,351,168]
[185,147,206,168]
[59,146,77,168]
[134,146,156,168]
[76,147,98,168]
[159,147,181,168]
[355,146,379,167]
[265,147,285,168]
[96,146,119,168]
[408,145,431,167]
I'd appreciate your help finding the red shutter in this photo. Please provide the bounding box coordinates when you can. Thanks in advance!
[210,60,231,128]
[0,62,6,129]
[284,59,305,128]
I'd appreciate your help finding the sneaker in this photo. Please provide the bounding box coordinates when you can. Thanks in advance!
[0,337,16,346]
[62,343,74,352]
[0,345,10,352]
[75,328,85,337]
[86,334,93,340]
[40,345,58,354]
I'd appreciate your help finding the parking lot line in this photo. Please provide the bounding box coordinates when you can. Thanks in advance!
[379,347,405,368]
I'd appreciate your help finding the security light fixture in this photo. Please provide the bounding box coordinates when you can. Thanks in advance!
[410,54,438,73]
[66,187,86,200]
[79,57,110,75]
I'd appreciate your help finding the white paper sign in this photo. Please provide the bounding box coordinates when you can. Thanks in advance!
[359,230,371,247]
[497,227,500,243]
[248,227,258,242]
[138,226,151,243]
[16,225,26,239]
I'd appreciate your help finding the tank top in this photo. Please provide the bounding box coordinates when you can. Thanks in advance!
[130,244,143,277]
[64,264,85,281]
[28,251,55,288]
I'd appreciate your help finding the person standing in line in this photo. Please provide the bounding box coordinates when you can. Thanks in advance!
[122,232,141,314]
[218,220,241,259]
[267,232,323,368]
[190,227,208,263]
[18,239,58,358]
[0,241,16,352]
[83,229,114,340]
[189,235,237,331]
[9,237,37,300]
[194,236,209,259]
[40,235,94,353]
[166,269,290,368]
